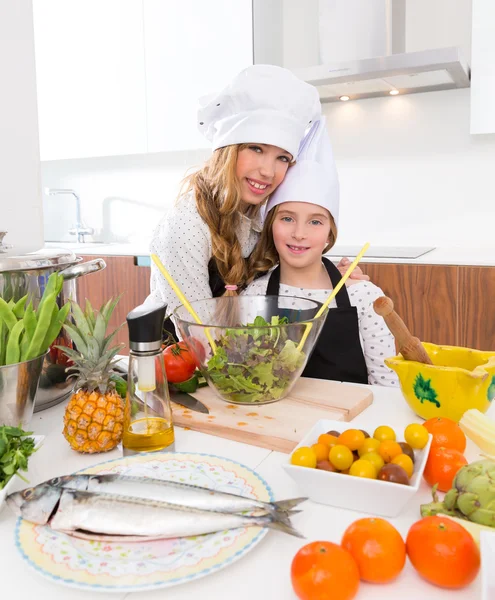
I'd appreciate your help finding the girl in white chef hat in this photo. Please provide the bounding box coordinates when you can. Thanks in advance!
[147,65,367,338]
[244,119,398,387]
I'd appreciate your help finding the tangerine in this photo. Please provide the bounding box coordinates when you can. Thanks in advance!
[291,541,360,600]
[423,446,467,491]
[423,417,466,452]
[406,516,480,588]
[341,517,406,583]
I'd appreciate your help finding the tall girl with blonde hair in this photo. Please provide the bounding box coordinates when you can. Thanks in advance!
[147,65,366,337]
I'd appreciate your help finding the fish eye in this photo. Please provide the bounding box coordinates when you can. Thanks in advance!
[50,477,61,485]
[22,488,34,500]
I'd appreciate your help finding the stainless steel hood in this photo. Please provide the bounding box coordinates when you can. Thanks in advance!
[292,46,471,103]
[287,0,471,103]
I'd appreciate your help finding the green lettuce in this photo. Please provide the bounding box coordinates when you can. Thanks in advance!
[205,316,306,403]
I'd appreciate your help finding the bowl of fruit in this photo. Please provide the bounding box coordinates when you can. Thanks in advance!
[283,419,432,517]
[174,295,327,405]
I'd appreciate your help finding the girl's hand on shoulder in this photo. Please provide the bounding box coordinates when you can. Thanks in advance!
[336,257,371,285]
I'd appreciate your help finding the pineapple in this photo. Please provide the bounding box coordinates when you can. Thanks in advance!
[57,297,125,454]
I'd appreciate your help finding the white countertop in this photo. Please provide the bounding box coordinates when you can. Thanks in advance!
[1,384,491,600]
[43,241,495,266]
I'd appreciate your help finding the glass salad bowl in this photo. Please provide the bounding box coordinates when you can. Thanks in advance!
[173,295,327,405]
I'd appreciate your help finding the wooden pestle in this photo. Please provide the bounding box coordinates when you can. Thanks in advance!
[373,296,433,365]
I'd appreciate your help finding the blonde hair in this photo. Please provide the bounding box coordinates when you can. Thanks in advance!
[247,205,338,282]
[178,144,261,295]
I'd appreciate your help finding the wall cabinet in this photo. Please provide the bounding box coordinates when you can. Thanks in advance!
[77,258,495,354]
[33,0,147,160]
[470,0,495,134]
[33,0,253,160]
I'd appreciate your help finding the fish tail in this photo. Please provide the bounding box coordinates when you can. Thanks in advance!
[265,518,305,539]
[272,497,308,512]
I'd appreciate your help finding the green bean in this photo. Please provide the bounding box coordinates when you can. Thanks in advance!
[40,302,70,354]
[25,292,57,361]
[12,294,28,319]
[37,272,62,315]
[20,302,37,362]
[0,298,17,331]
[0,320,6,366]
[5,320,25,365]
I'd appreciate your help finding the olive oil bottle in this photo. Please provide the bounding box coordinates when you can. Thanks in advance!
[123,301,175,455]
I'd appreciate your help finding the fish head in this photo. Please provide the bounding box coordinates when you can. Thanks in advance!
[6,483,62,524]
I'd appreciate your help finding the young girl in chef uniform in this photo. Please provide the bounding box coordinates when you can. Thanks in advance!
[146,65,367,337]
[243,119,398,387]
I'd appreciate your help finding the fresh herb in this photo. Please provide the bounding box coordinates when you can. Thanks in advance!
[205,315,306,403]
[0,425,38,490]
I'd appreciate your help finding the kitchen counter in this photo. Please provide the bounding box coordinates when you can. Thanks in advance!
[43,241,495,266]
[1,384,491,600]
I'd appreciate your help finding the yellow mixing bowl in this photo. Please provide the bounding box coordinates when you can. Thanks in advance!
[385,342,495,422]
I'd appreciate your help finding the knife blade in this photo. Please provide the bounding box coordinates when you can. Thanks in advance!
[169,389,209,414]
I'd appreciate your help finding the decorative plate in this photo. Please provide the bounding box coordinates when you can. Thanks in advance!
[14,452,273,593]
[0,435,45,512]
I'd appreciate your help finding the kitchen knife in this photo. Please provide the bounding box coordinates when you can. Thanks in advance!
[169,389,209,414]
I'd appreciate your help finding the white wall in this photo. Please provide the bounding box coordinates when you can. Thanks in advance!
[0,0,44,255]
[324,87,495,248]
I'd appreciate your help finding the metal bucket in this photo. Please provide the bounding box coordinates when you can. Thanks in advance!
[0,248,106,411]
[0,354,45,428]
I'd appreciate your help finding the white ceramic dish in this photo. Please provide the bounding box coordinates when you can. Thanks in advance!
[0,435,44,512]
[481,530,495,600]
[282,419,432,518]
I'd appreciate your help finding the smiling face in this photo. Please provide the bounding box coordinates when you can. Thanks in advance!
[271,202,332,270]
[235,144,293,206]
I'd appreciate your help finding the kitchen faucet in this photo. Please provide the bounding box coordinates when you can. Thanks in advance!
[46,188,94,243]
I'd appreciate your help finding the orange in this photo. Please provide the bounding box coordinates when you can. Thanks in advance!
[341,517,406,583]
[378,440,403,463]
[338,429,366,451]
[423,417,466,452]
[311,442,330,462]
[318,433,339,448]
[406,516,480,588]
[291,541,360,600]
[423,446,468,491]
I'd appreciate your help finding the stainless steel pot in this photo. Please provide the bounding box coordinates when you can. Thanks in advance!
[0,248,106,411]
[0,354,45,427]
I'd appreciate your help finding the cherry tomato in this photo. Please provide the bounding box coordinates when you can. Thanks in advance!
[349,459,377,479]
[291,447,317,468]
[373,425,396,442]
[404,423,429,450]
[338,429,366,451]
[163,342,197,383]
[329,445,354,471]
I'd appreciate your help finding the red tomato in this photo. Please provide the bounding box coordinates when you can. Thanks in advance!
[184,337,206,368]
[163,342,197,383]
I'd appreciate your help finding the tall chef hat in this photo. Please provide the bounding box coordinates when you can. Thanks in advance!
[197,65,321,160]
[266,117,340,226]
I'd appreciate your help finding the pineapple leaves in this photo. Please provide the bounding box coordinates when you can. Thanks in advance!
[62,323,88,355]
[85,299,96,332]
[101,295,122,327]
[93,311,107,352]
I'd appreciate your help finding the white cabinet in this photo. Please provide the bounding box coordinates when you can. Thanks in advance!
[33,0,147,161]
[143,0,253,153]
[33,0,253,160]
[470,0,495,134]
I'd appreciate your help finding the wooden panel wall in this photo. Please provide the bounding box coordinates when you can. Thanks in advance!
[363,264,458,346]
[76,256,151,354]
[458,266,495,350]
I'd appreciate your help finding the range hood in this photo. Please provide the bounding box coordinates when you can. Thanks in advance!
[290,0,471,103]
[292,47,470,103]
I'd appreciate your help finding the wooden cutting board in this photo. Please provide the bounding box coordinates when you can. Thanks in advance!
[171,378,373,453]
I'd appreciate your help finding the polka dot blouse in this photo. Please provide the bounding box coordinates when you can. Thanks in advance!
[147,192,263,315]
[244,272,399,387]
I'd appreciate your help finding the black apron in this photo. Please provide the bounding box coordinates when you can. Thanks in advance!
[266,257,369,384]
[163,259,225,341]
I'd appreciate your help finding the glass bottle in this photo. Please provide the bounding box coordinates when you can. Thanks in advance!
[123,301,175,455]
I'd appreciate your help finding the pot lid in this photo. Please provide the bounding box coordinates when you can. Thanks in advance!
[0,248,79,272]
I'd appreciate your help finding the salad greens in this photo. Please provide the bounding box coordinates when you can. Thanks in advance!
[205,315,306,403]
[0,425,38,490]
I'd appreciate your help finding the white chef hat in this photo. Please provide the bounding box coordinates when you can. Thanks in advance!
[266,117,340,226]
[197,65,321,159]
